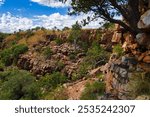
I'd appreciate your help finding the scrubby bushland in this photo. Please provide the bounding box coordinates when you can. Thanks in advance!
[42,47,53,59]
[127,72,150,99]
[0,69,40,100]
[0,32,9,43]
[80,81,105,100]
[73,41,110,80]
[113,44,124,57]
[43,86,68,100]
[55,38,64,45]
[0,44,28,66]
[40,72,68,92]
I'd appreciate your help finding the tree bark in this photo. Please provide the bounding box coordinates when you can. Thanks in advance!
[148,0,150,8]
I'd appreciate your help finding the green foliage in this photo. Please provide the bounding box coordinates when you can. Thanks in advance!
[0,32,9,42]
[69,51,78,60]
[43,86,68,100]
[102,22,115,29]
[62,27,70,31]
[55,38,63,45]
[113,44,124,57]
[80,81,105,100]
[42,47,53,59]
[72,42,110,80]
[12,44,28,58]
[0,61,5,70]
[55,61,65,71]
[40,72,68,92]
[86,41,109,67]
[0,69,40,100]
[68,22,82,44]
[0,44,28,66]
[128,72,150,99]
[60,0,141,35]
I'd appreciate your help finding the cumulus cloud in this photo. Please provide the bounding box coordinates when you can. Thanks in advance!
[34,13,102,29]
[0,12,33,33]
[0,12,102,33]
[30,0,71,8]
[0,0,5,6]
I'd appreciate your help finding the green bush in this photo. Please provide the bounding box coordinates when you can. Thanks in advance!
[40,72,68,92]
[127,72,150,99]
[73,42,109,80]
[0,44,28,66]
[0,48,13,66]
[0,61,5,70]
[0,32,9,42]
[43,86,68,100]
[113,44,123,57]
[55,61,65,71]
[55,38,63,45]
[80,81,105,100]
[42,47,53,59]
[0,69,40,100]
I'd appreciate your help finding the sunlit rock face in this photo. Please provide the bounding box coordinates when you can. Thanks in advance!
[138,9,150,29]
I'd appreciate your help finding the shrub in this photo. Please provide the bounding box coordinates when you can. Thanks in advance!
[69,52,77,60]
[87,42,109,67]
[73,62,91,80]
[127,72,150,99]
[68,22,82,51]
[113,44,124,57]
[0,48,13,66]
[42,47,53,59]
[0,32,9,42]
[80,81,105,100]
[55,38,63,45]
[43,86,68,100]
[0,69,40,100]
[12,44,28,58]
[0,61,4,70]
[74,42,109,80]
[40,72,68,92]
[0,44,28,65]
[55,61,65,71]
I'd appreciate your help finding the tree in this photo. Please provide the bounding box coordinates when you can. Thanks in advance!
[68,22,82,50]
[60,0,150,36]
[0,69,40,100]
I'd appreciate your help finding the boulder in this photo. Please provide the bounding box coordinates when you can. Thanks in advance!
[112,32,122,43]
[138,9,150,29]
[138,52,146,61]
[143,56,150,63]
[136,33,150,47]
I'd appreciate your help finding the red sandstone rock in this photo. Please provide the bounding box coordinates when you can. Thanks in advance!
[143,56,150,63]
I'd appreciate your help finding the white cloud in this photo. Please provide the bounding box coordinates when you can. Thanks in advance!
[0,12,102,33]
[0,0,5,6]
[0,12,33,33]
[30,0,71,8]
[34,13,102,29]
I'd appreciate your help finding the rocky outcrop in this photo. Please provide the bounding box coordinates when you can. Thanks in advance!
[136,33,150,49]
[102,54,131,99]
[17,42,84,78]
[138,9,150,29]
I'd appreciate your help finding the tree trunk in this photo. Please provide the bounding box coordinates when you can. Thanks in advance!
[148,0,150,8]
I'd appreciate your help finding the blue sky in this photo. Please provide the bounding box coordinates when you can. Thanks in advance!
[0,0,101,33]
[0,0,68,17]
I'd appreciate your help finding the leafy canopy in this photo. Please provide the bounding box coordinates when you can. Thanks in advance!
[60,0,149,35]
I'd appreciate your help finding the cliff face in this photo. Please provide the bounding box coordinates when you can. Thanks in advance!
[101,9,150,100]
